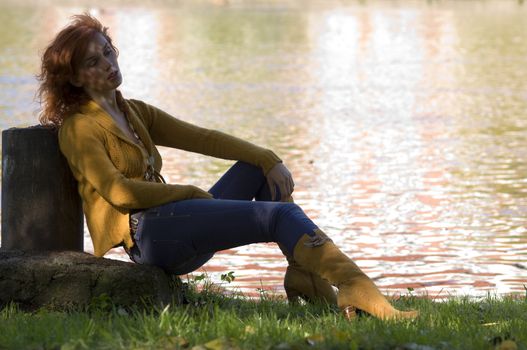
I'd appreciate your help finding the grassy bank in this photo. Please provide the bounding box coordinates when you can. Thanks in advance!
[0,278,526,350]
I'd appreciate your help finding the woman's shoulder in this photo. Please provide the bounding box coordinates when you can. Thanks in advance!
[123,97,154,115]
[121,97,160,128]
[60,112,93,130]
[58,111,103,145]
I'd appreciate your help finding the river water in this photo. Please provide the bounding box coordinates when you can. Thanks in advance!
[1,0,526,299]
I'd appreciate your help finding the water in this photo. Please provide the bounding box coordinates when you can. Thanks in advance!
[1,0,526,298]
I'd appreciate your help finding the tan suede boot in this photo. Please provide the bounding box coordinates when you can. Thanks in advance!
[282,250,338,305]
[277,196,337,305]
[293,230,418,320]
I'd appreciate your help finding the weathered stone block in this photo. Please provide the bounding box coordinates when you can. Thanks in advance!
[0,250,183,310]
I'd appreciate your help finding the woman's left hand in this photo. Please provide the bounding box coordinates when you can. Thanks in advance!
[266,163,295,201]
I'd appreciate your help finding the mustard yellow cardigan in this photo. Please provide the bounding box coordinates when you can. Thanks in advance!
[58,93,281,257]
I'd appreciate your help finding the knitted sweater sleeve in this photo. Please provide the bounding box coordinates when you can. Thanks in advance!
[131,100,282,175]
[59,116,208,209]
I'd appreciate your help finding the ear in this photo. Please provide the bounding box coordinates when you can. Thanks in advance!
[69,75,82,88]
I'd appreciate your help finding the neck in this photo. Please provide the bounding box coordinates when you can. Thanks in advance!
[86,89,120,113]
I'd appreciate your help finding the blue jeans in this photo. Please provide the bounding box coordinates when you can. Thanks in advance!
[129,161,318,275]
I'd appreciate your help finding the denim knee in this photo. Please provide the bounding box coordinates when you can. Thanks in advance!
[267,202,318,254]
[272,202,302,219]
[268,202,311,235]
[233,161,263,173]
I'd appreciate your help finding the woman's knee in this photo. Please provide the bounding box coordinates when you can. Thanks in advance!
[267,202,305,230]
[273,202,302,217]
[233,160,262,172]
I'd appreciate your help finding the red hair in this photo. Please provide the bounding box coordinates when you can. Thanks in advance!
[37,13,118,126]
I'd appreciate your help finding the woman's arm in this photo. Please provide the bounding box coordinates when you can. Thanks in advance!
[59,116,212,209]
[131,100,282,175]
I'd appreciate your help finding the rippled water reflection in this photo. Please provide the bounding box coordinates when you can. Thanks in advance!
[1,0,526,298]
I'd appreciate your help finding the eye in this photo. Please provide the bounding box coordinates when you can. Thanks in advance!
[87,58,98,67]
[104,48,112,56]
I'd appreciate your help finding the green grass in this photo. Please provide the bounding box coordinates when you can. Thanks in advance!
[0,278,526,350]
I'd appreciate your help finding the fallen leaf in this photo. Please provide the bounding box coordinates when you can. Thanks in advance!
[395,343,436,350]
[162,336,189,349]
[482,322,500,327]
[244,325,256,334]
[495,339,518,350]
[191,346,208,350]
[305,333,325,346]
[203,337,240,350]
[269,343,293,350]
[330,329,348,342]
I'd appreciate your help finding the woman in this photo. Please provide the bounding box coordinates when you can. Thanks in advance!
[38,14,417,320]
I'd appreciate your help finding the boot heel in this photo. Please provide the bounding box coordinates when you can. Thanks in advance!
[284,264,337,304]
[342,306,358,320]
[285,287,302,303]
[284,266,304,303]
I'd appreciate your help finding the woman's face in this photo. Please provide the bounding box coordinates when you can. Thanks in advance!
[71,32,122,94]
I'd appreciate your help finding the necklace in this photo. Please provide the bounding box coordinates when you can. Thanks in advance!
[124,113,158,182]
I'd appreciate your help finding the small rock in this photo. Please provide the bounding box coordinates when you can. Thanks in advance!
[396,343,436,350]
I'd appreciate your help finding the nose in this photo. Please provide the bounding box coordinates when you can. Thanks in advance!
[103,56,113,71]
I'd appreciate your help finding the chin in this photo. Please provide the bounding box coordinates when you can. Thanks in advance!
[112,77,123,89]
